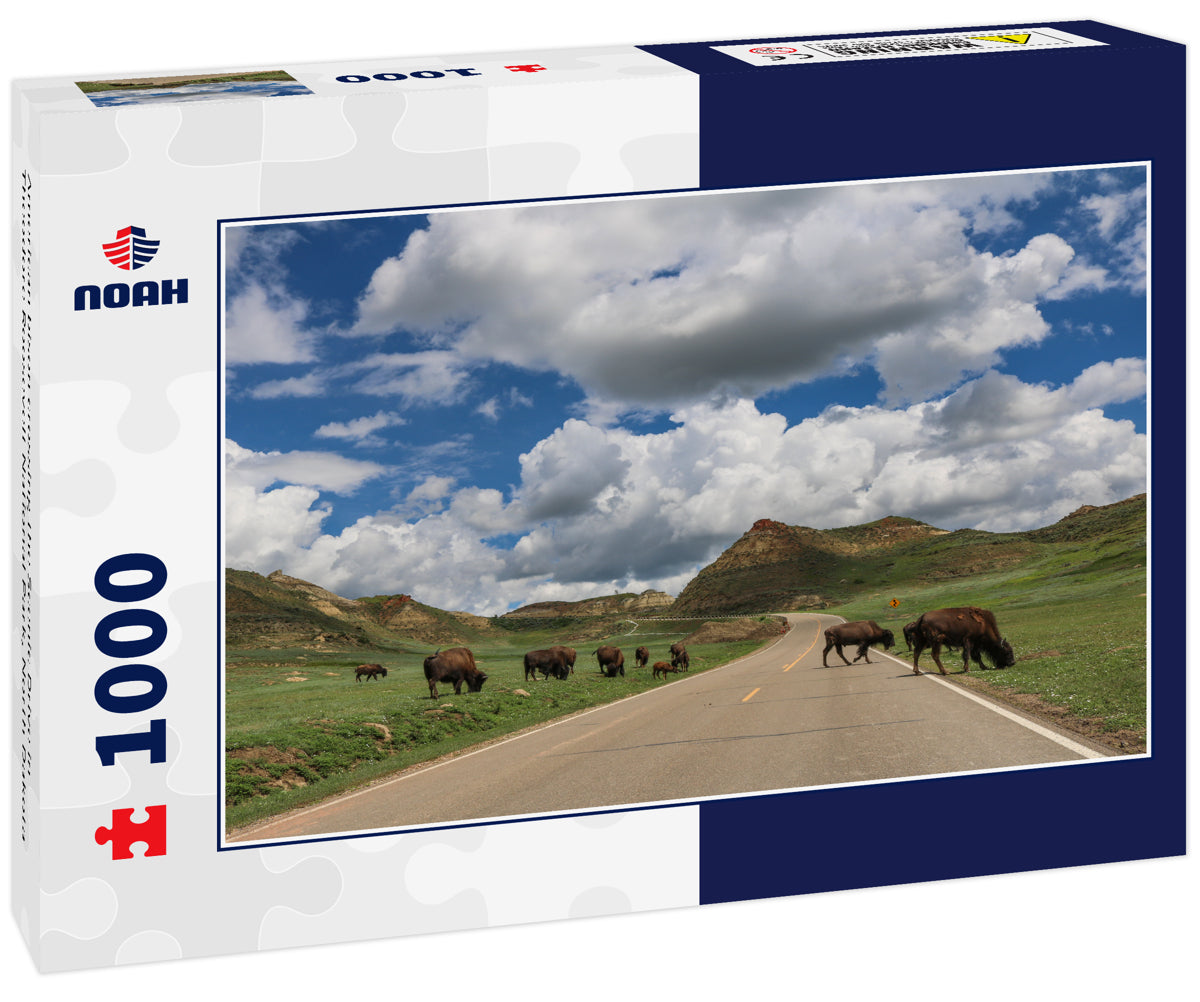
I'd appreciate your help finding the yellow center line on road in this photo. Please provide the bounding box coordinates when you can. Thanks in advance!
[750,615,826,699]
[786,617,825,669]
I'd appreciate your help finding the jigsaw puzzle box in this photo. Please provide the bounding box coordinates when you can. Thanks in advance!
[12,20,1185,970]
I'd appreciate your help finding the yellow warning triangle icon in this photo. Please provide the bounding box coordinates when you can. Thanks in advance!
[971,33,1032,44]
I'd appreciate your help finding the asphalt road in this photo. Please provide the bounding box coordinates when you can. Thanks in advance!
[230,613,1105,842]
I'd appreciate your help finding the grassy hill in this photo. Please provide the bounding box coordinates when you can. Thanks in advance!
[671,496,1145,615]
[814,495,1146,755]
[225,569,495,650]
[224,494,1147,832]
[224,570,678,653]
[227,495,1145,642]
[225,569,373,647]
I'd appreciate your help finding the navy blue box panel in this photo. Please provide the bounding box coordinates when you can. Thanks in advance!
[642,19,1188,909]
[641,20,1179,75]
[699,758,1185,905]
[697,471,1188,906]
[643,21,1186,189]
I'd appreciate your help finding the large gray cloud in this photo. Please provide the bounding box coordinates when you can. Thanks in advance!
[222,170,1146,612]
[347,174,1108,408]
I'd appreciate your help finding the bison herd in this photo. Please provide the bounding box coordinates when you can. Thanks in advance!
[523,645,577,682]
[353,640,693,697]
[823,606,1015,675]
[578,642,691,679]
[346,606,1013,700]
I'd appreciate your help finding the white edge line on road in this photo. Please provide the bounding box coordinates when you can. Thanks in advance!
[231,619,807,840]
[878,649,1106,759]
[825,612,1111,761]
[233,615,1113,843]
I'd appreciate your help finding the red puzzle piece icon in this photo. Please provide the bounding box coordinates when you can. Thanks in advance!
[95,805,167,860]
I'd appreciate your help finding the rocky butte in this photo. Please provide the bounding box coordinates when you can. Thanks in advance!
[670,498,1145,617]
[503,590,675,619]
[674,514,970,616]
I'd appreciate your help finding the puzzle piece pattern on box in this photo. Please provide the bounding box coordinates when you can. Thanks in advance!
[257,829,489,949]
[36,795,701,967]
[257,96,357,163]
[166,100,266,167]
[40,878,119,942]
[38,789,342,969]
[486,58,698,198]
[39,375,213,597]
[260,92,490,214]
[28,96,131,174]
[404,809,700,927]
[42,459,116,519]
[115,931,184,965]
[255,806,699,950]
[256,56,697,214]
[621,133,703,192]
[26,49,696,972]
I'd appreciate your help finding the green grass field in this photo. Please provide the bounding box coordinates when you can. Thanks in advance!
[225,625,772,829]
[824,525,1147,744]
[226,500,1147,830]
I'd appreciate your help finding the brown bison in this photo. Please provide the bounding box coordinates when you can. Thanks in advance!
[524,648,570,681]
[904,619,960,655]
[549,645,577,674]
[669,642,689,670]
[822,621,895,667]
[595,645,625,678]
[635,646,650,669]
[424,647,488,697]
[652,661,681,679]
[910,607,1015,675]
[354,664,387,682]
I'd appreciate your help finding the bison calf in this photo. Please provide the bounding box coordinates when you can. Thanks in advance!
[549,645,577,674]
[652,661,681,679]
[595,645,625,678]
[354,664,387,682]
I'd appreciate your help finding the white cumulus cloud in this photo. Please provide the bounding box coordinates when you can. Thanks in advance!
[348,175,1092,409]
[223,361,1145,614]
[314,411,407,447]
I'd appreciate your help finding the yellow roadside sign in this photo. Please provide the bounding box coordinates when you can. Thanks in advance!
[889,599,900,608]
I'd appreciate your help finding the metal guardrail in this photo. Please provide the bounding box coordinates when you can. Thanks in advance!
[620,614,785,635]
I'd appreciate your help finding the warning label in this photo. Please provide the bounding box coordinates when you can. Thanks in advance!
[714,27,1104,67]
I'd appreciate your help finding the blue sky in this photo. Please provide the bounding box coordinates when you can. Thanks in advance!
[223,165,1147,613]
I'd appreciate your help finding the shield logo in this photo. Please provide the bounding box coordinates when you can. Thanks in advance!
[102,225,160,270]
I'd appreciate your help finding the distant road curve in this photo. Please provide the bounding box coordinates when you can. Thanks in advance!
[231,613,1107,843]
